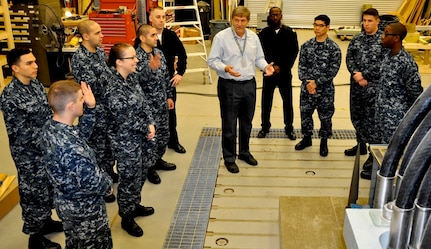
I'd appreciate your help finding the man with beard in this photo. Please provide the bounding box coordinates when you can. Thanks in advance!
[257,6,299,140]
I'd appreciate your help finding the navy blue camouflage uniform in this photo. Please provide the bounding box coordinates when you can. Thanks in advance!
[0,77,53,235]
[71,45,115,177]
[375,48,423,144]
[346,30,384,144]
[41,108,113,249]
[298,37,341,139]
[136,46,172,167]
[103,68,154,218]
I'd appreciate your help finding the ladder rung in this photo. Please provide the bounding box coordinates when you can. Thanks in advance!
[180,37,203,42]
[187,52,206,57]
[166,21,200,26]
[164,6,197,11]
[186,68,209,73]
[0,55,6,66]
[0,30,9,40]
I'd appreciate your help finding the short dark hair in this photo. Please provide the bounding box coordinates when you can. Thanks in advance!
[7,48,31,68]
[363,8,379,18]
[388,22,407,40]
[315,14,330,26]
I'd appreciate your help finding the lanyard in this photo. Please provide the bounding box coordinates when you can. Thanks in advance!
[231,28,247,57]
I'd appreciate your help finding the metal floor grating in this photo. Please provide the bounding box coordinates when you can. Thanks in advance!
[163,127,356,248]
[201,127,357,140]
[163,134,222,248]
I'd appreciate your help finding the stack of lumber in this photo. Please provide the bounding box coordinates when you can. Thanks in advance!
[396,0,431,24]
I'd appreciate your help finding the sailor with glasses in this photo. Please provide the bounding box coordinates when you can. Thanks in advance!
[375,22,422,145]
[295,14,341,157]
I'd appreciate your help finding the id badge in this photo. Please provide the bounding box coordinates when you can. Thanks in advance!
[241,58,246,67]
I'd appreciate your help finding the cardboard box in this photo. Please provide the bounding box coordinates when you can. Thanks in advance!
[180,27,200,44]
[0,182,19,220]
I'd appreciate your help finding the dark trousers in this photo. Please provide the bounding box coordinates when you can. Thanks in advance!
[261,73,294,132]
[218,77,256,163]
[349,82,376,144]
[168,87,180,146]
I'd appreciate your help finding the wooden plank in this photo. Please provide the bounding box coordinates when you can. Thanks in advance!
[211,196,279,208]
[213,186,370,198]
[205,234,279,249]
[216,176,365,187]
[209,208,278,221]
[207,220,279,236]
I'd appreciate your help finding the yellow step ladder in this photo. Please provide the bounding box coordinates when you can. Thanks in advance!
[0,0,14,92]
[162,0,212,84]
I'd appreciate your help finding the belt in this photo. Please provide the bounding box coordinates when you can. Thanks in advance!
[220,77,254,84]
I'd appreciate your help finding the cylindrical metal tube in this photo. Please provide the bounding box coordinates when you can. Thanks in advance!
[373,171,395,209]
[388,205,415,249]
[382,201,395,221]
[409,200,431,249]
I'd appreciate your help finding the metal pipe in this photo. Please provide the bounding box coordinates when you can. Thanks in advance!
[373,171,395,209]
[409,200,431,249]
[418,215,431,248]
[390,130,431,249]
[388,205,414,249]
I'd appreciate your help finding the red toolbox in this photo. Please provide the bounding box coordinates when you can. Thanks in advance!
[89,6,137,54]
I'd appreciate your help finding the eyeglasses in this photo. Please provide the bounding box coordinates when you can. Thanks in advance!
[119,55,137,60]
[313,23,327,28]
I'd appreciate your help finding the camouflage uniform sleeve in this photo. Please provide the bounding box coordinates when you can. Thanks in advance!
[0,89,20,144]
[160,53,173,99]
[62,149,112,197]
[78,107,96,140]
[404,58,423,106]
[298,42,310,86]
[346,36,359,74]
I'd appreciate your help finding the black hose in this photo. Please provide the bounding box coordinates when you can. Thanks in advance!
[417,164,431,208]
[398,111,431,176]
[379,86,431,177]
[395,129,431,209]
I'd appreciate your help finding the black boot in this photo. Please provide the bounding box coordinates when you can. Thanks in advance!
[121,217,143,237]
[344,142,367,156]
[132,205,155,218]
[295,136,312,150]
[104,193,116,203]
[362,153,374,170]
[360,170,372,180]
[39,217,63,235]
[29,234,61,249]
[320,138,328,157]
[147,167,161,184]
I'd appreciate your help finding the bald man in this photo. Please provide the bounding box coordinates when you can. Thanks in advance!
[70,20,117,200]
